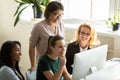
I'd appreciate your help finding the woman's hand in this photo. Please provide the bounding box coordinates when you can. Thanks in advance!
[28,67,35,73]
[59,55,66,66]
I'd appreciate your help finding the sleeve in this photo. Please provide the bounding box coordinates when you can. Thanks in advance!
[1,67,20,80]
[65,43,73,74]
[38,58,51,71]
[66,43,73,63]
[29,24,41,47]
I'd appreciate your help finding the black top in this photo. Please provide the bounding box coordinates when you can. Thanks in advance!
[65,41,90,74]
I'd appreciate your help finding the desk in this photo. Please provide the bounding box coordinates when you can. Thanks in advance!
[95,26,120,58]
[85,59,120,80]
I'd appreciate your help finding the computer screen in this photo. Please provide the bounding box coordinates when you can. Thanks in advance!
[72,45,108,80]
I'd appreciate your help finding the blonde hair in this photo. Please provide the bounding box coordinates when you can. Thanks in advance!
[73,23,100,47]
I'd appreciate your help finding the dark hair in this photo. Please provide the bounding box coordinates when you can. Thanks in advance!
[0,41,25,80]
[46,35,64,54]
[44,1,64,19]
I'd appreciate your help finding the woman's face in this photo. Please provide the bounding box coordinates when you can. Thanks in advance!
[49,9,63,23]
[11,44,21,63]
[79,26,91,44]
[51,39,66,57]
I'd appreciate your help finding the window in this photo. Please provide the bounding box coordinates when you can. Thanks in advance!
[114,0,120,14]
[21,0,120,21]
[61,0,110,20]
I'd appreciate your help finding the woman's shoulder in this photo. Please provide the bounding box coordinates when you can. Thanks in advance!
[68,41,78,46]
[39,54,56,63]
[67,41,80,51]
[0,65,14,73]
[0,66,20,80]
[39,55,49,62]
[0,65,11,70]
[33,20,47,28]
[36,19,46,25]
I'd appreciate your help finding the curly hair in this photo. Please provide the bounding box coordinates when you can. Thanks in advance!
[73,23,100,46]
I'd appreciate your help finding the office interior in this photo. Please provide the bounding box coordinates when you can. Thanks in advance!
[0,0,120,79]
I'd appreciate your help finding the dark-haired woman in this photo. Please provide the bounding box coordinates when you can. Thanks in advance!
[36,35,71,80]
[0,41,25,80]
[29,1,65,72]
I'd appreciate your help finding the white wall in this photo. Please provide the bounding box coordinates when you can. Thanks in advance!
[0,0,34,78]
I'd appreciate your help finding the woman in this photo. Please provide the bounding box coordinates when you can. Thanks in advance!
[36,35,71,80]
[0,41,25,80]
[29,1,65,72]
[66,23,100,74]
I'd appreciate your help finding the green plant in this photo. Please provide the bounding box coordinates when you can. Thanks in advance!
[106,13,120,26]
[14,0,50,27]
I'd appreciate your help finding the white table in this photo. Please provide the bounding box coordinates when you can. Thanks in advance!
[85,58,120,80]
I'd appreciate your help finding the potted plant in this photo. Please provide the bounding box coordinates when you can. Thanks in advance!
[106,13,120,31]
[14,0,50,27]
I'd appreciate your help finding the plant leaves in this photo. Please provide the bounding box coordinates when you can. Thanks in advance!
[14,0,51,27]
[14,3,24,16]
[21,0,32,3]
[42,0,50,6]
[14,5,30,27]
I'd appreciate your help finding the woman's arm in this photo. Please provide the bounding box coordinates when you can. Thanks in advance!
[28,45,35,72]
[43,55,66,80]
[62,66,72,80]
[0,66,20,80]
[43,65,64,80]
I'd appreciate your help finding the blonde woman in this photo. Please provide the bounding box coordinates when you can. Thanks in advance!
[65,23,100,74]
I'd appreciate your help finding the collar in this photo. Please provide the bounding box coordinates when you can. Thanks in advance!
[80,45,89,52]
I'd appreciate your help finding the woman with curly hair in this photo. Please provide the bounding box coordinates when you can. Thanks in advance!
[66,23,100,74]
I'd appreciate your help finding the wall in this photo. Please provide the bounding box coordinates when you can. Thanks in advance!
[0,0,34,78]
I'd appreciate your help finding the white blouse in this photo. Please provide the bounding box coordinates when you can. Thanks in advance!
[80,46,88,52]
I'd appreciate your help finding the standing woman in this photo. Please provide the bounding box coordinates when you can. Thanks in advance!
[0,41,25,80]
[66,23,100,74]
[29,1,65,72]
[36,35,71,80]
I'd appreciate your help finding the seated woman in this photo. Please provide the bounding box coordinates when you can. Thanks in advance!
[36,35,71,80]
[66,23,100,74]
[0,41,25,80]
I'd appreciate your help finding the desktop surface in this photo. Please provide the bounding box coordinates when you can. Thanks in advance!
[86,60,120,80]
